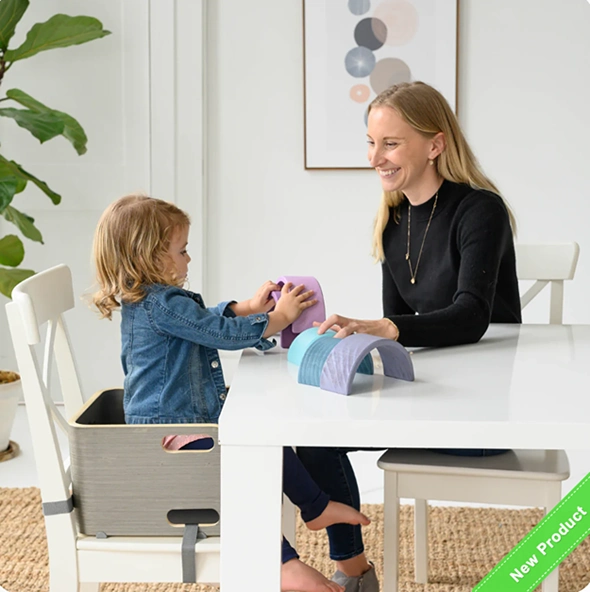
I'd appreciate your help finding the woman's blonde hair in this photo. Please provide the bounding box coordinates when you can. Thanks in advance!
[370,81,516,261]
[92,194,190,319]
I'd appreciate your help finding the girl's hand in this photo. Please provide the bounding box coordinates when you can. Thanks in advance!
[263,283,317,337]
[248,280,281,314]
[316,314,399,340]
[274,282,317,324]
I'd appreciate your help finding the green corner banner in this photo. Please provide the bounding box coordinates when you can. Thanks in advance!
[474,472,590,591]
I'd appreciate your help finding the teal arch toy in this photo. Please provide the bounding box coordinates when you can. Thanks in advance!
[288,327,374,374]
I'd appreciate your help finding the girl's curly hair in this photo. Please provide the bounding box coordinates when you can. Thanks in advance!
[92,194,190,319]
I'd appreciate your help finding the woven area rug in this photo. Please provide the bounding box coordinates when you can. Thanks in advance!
[1,488,589,592]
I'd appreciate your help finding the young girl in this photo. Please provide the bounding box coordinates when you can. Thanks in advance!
[92,194,369,592]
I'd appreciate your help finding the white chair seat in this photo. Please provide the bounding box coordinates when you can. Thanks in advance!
[378,448,570,481]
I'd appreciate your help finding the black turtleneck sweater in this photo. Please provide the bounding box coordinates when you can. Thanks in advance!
[382,180,521,348]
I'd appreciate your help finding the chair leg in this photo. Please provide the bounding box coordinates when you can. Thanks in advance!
[383,472,399,592]
[282,494,297,545]
[414,499,428,584]
[542,484,562,592]
[542,567,559,592]
[49,570,81,592]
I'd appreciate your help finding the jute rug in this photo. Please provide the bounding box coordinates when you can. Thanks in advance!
[1,488,589,592]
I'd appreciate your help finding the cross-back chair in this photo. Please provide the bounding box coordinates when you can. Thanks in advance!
[377,242,580,592]
[6,264,221,591]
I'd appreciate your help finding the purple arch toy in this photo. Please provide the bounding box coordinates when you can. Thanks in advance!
[299,333,414,395]
[270,276,326,348]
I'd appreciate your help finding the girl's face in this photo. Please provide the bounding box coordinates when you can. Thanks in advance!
[167,225,191,282]
[366,106,442,198]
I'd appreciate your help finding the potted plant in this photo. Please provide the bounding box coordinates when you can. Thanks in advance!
[0,370,19,460]
[0,0,110,458]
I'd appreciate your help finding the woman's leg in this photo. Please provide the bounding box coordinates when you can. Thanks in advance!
[281,538,345,592]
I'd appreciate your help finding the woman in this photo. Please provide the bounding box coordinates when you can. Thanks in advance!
[298,81,521,591]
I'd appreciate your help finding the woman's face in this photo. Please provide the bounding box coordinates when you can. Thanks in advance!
[367,106,439,197]
[167,225,191,282]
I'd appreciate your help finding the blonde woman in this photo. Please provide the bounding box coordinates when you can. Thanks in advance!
[301,82,521,592]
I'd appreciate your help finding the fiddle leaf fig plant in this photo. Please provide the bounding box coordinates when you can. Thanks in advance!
[0,0,110,297]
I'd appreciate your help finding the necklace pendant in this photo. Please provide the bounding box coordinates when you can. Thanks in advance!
[405,253,409,261]
[410,278,416,285]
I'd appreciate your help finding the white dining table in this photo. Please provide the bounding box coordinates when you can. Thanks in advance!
[218,323,590,591]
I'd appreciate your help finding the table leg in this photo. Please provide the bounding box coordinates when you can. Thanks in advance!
[221,444,283,591]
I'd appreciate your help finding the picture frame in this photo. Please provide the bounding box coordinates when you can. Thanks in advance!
[303,0,458,169]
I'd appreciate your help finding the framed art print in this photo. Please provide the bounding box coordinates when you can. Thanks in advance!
[303,0,458,169]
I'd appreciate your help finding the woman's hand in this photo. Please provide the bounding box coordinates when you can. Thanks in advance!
[316,314,399,340]
[263,283,317,337]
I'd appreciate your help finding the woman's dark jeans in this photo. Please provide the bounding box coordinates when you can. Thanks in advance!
[296,446,508,561]
[181,440,328,563]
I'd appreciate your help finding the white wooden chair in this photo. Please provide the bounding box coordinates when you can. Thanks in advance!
[516,242,580,324]
[377,242,580,592]
[5,264,220,591]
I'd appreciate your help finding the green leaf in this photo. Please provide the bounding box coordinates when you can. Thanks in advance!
[0,234,24,266]
[0,0,29,51]
[6,89,88,154]
[3,14,111,62]
[0,155,60,204]
[0,107,65,143]
[2,204,43,243]
[0,266,34,298]
[0,162,27,196]
[0,176,19,211]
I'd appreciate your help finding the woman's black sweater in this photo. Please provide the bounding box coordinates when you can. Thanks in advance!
[382,180,521,347]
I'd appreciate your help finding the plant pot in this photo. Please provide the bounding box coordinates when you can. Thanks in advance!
[0,370,21,459]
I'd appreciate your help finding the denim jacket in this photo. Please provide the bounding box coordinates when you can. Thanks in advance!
[121,284,275,424]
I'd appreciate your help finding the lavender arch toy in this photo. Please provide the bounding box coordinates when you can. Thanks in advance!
[270,276,326,348]
[298,332,414,396]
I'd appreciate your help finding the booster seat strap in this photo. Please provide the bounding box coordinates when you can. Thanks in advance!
[42,496,74,516]
[181,524,200,583]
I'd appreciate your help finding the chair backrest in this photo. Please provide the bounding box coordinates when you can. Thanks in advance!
[515,242,580,324]
[5,264,83,559]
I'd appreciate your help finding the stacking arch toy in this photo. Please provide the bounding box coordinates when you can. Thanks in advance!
[293,329,414,396]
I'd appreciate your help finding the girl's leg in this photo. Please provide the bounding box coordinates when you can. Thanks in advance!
[282,447,369,530]
[282,447,329,521]
[296,446,372,577]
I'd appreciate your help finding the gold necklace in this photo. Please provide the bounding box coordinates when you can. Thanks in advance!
[406,192,438,285]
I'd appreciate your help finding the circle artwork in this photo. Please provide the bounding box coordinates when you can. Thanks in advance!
[370,57,411,94]
[350,84,371,103]
[373,0,419,46]
[348,0,371,15]
[345,46,376,78]
[354,18,387,51]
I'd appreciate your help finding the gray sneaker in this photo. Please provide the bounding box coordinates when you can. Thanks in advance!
[331,563,379,592]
